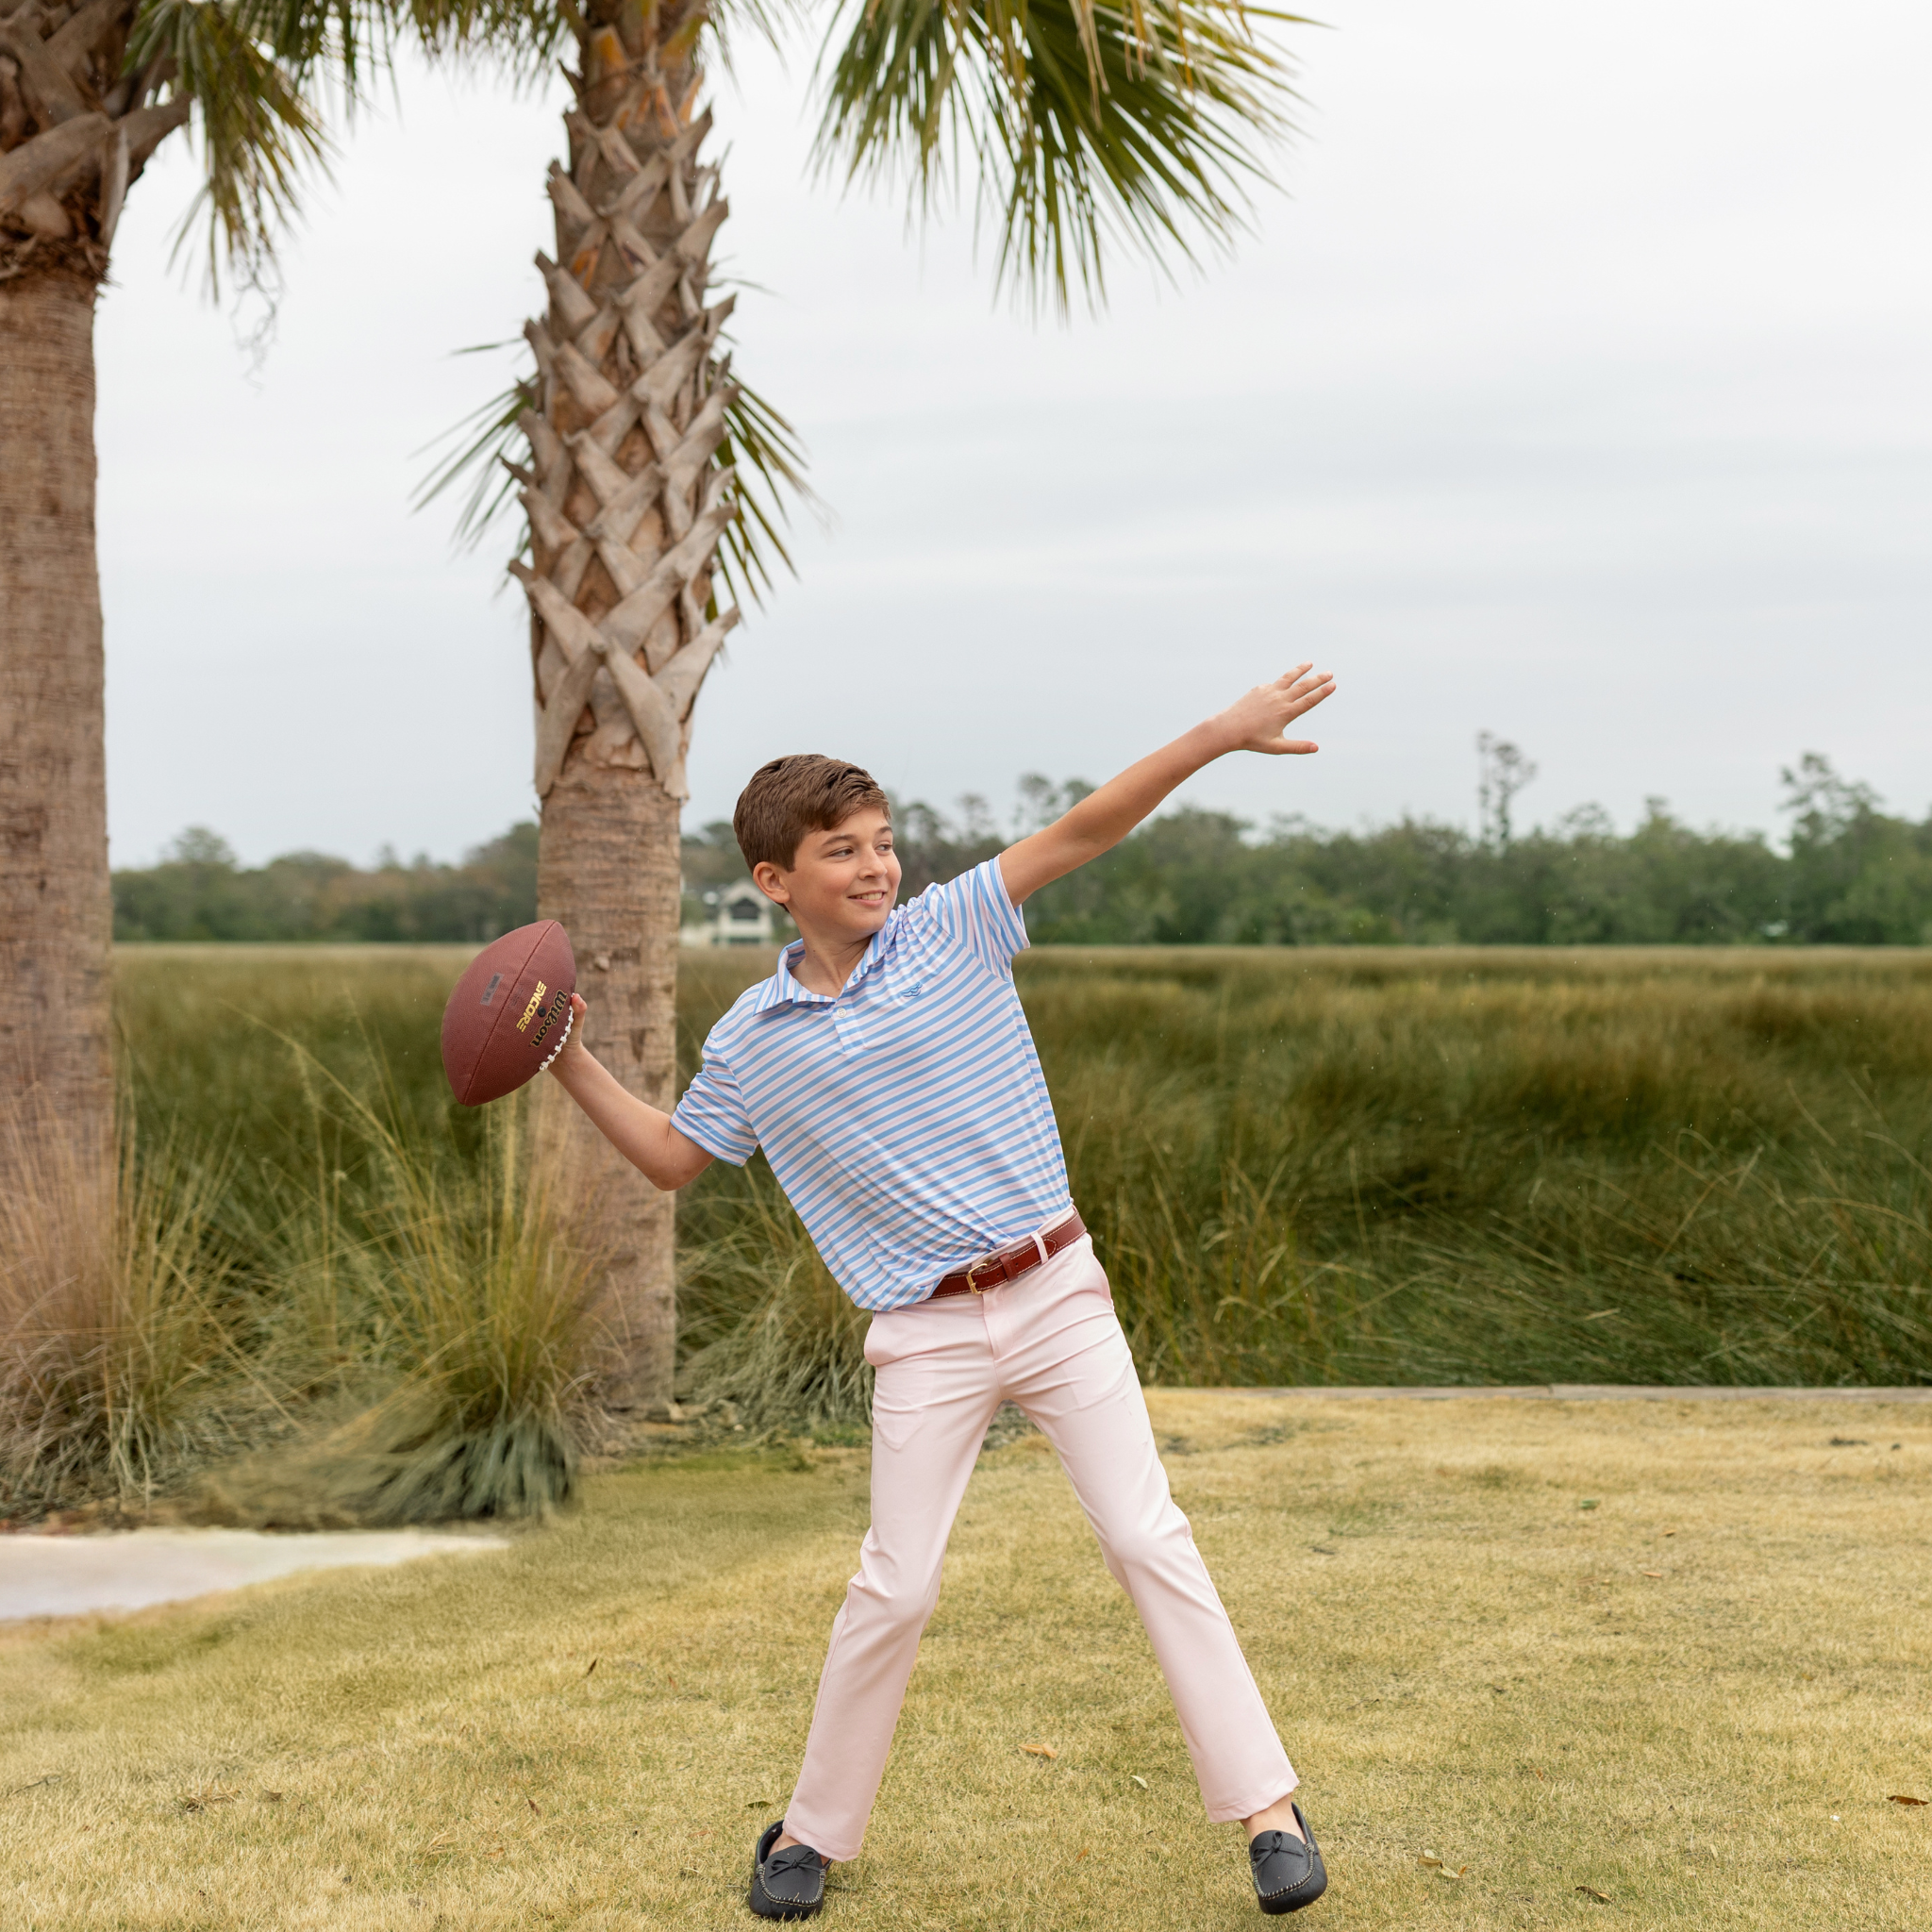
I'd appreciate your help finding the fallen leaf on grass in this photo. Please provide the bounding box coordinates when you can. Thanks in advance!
[261,1791,283,1804]
[1131,1775,1148,1789]
[1022,1743,1058,1759]
[180,1783,239,1813]
[1641,1570,1664,1578]
[1419,1855,1442,1868]
[1828,1438,1867,1447]
[584,1657,598,1679]
[1310,1545,1338,1556]
[743,1798,775,1808]
[1439,1865,1469,1880]
[527,1798,541,1817]
[1575,1886,1610,1902]
[1075,1847,1091,1862]
[1888,1794,1928,1807]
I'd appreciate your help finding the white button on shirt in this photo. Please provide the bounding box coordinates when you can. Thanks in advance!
[671,858,1073,1311]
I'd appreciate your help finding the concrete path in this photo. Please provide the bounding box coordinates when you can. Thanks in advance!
[0,1526,508,1624]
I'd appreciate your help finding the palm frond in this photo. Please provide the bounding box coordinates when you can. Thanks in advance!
[391,0,570,88]
[410,348,534,554]
[714,376,817,608]
[706,0,809,75]
[129,0,334,292]
[126,0,568,291]
[813,0,1309,314]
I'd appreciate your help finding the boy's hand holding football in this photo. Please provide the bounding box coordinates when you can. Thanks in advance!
[552,991,591,1071]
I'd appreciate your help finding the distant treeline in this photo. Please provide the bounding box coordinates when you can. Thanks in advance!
[993,754,1931,945]
[116,754,1931,946]
[113,825,540,943]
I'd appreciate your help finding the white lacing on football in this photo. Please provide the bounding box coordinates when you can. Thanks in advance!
[537,1008,575,1073]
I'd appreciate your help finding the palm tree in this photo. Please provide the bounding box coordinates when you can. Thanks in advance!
[442,0,1307,1410]
[0,2,460,1176]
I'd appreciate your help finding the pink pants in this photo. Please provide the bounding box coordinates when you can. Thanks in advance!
[783,1233,1296,1861]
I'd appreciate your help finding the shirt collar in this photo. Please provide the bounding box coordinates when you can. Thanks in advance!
[754,921,893,1015]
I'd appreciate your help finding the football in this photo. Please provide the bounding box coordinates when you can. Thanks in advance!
[441,921,578,1107]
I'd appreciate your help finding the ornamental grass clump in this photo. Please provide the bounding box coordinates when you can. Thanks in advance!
[0,1104,255,1514]
[266,1087,606,1523]
[195,1032,612,1526]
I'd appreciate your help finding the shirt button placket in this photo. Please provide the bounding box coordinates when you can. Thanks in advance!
[833,1003,865,1056]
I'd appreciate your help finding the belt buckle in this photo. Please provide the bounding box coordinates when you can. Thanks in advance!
[964,1255,996,1295]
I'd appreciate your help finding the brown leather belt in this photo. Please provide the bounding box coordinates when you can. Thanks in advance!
[928,1209,1087,1299]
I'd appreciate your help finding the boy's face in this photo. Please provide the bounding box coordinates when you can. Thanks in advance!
[753,808,902,946]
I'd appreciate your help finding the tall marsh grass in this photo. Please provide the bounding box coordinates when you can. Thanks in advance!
[26,941,1924,1512]
[0,1106,259,1513]
[676,1169,874,1434]
[679,946,1932,1396]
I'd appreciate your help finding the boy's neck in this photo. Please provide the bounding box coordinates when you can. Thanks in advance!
[788,921,877,999]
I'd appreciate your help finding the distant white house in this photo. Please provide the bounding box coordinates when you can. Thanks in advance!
[683,879,777,948]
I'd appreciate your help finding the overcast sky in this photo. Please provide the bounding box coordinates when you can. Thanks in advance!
[96,0,1931,868]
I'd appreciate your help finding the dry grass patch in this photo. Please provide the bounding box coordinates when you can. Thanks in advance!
[2,1394,1928,1929]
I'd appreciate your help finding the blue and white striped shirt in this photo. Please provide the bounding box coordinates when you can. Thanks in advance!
[671,858,1071,1311]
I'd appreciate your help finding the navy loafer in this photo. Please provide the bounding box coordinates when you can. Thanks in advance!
[1250,1804,1326,1915]
[749,1819,828,1921]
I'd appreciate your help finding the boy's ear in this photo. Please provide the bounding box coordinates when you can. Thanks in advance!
[752,859,791,906]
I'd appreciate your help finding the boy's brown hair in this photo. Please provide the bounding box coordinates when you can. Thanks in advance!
[734,755,891,872]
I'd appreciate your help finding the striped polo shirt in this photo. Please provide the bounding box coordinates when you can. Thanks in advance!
[671,858,1071,1311]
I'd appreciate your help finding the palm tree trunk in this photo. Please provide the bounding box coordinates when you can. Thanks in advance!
[1,6,189,1166]
[537,774,682,1409]
[519,2,741,1411]
[0,269,112,1161]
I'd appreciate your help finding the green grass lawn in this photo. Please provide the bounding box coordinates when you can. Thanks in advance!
[6,1391,1929,1930]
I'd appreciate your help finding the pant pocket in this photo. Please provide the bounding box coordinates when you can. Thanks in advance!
[870,1353,933,1453]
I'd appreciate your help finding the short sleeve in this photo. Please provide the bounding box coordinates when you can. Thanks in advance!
[672,1048,758,1166]
[901,856,1028,976]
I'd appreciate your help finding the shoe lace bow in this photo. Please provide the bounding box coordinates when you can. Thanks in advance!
[765,1843,824,1878]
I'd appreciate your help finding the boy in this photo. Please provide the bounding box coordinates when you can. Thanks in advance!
[549,666,1337,1920]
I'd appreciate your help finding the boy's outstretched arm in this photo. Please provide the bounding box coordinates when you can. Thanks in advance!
[998,665,1337,906]
[546,993,714,1190]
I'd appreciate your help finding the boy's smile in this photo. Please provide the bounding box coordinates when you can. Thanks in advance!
[752,808,903,994]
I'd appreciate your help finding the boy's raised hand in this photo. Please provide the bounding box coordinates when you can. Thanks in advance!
[998,660,1341,906]
[1212,664,1337,756]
